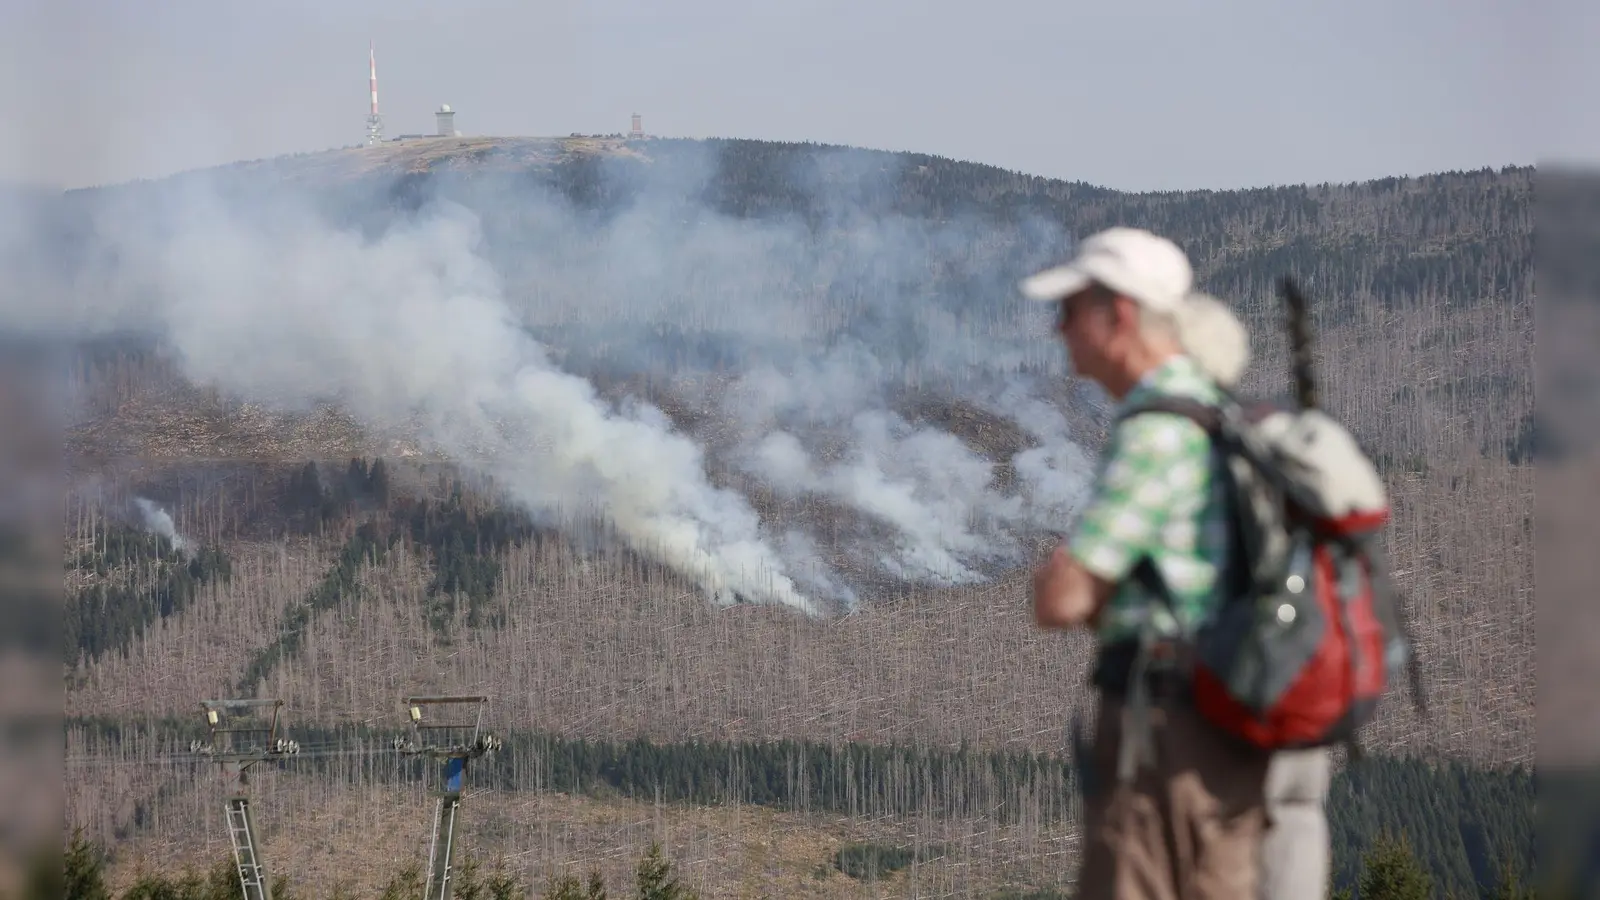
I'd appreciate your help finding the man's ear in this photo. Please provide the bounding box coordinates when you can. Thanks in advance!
[1112,294,1143,333]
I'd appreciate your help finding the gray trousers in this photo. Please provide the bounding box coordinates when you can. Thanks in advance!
[1259,747,1332,900]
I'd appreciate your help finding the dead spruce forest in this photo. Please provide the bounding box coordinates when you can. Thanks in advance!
[48,137,1534,898]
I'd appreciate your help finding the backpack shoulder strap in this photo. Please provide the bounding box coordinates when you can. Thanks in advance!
[1125,394,1318,513]
[1115,395,1225,435]
[1119,393,1253,631]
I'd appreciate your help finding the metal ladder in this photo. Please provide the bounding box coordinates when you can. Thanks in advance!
[423,793,462,900]
[225,796,270,900]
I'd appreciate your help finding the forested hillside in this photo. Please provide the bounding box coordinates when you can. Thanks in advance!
[37,136,1533,898]
[53,738,1534,899]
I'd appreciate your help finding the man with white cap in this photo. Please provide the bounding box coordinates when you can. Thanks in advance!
[1024,226,1275,899]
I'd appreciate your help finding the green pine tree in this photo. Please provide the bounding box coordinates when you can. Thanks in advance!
[634,842,696,900]
[378,864,425,900]
[62,829,109,900]
[369,458,392,506]
[1489,853,1537,900]
[202,858,243,900]
[543,873,583,900]
[473,856,526,900]
[1357,830,1433,900]
[453,856,485,900]
[544,870,606,900]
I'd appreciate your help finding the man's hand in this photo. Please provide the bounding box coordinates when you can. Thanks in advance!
[1031,543,1114,631]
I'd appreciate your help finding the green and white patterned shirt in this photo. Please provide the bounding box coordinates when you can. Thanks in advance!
[1067,354,1232,645]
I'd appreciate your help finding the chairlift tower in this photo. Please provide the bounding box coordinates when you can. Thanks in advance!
[190,699,301,900]
[393,696,502,900]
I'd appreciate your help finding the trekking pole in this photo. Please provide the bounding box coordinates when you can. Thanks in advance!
[1278,276,1318,411]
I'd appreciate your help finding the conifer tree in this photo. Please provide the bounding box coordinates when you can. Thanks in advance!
[1357,830,1433,900]
[1489,852,1537,900]
[62,829,108,900]
[634,842,696,900]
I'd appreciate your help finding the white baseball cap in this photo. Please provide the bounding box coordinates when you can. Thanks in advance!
[1019,226,1194,313]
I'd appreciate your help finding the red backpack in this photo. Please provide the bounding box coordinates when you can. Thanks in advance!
[1114,277,1428,755]
[1118,394,1427,753]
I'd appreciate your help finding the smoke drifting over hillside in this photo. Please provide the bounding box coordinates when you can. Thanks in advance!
[132,496,189,556]
[4,140,1098,613]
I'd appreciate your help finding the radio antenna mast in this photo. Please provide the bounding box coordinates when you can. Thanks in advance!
[366,41,384,146]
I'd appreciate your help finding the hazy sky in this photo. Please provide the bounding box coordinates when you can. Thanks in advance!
[1,0,1590,192]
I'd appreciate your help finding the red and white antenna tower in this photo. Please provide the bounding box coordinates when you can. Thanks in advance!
[365,41,384,146]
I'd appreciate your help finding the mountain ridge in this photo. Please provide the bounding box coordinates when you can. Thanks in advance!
[55,134,1532,197]
[49,136,1533,897]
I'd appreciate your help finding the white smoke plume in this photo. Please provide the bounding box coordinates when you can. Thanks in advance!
[3,139,1099,614]
[130,186,815,613]
[132,496,188,557]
